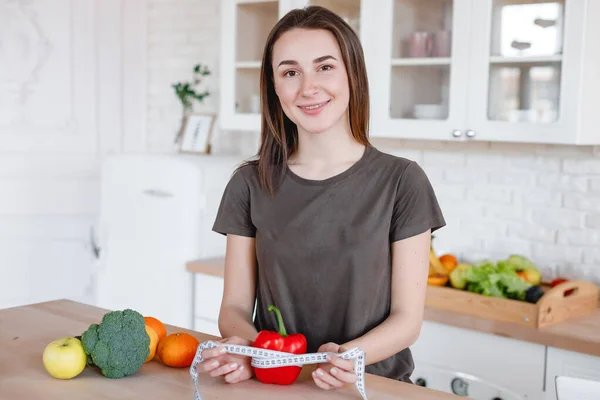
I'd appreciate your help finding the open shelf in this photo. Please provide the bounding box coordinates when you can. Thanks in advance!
[236,1,279,62]
[309,0,361,33]
[236,68,261,114]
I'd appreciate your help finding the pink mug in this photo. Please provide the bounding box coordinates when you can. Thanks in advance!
[409,32,433,58]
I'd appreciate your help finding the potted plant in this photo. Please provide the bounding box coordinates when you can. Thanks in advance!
[172,63,211,143]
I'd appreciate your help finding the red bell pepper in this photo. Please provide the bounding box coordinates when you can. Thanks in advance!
[252,305,307,385]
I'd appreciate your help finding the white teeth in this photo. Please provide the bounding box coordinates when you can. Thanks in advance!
[303,101,327,110]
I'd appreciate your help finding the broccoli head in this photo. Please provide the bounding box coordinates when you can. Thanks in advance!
[81,309,150,379]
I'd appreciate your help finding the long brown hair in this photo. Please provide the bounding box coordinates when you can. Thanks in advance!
[240,6,371,196]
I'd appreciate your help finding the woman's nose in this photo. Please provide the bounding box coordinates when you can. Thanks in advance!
[301,74,320,97]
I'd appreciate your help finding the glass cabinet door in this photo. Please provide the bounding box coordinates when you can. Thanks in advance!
[370,0,471,140]
[390,0,455,122]
[468,0,584,143]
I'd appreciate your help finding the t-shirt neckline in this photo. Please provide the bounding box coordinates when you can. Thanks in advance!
[285,145,374,186]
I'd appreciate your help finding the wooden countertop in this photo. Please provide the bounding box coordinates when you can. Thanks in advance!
[187,257,600,358]
[0,299,459,400]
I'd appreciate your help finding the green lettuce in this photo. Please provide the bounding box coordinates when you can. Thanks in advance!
[462,259,533,300]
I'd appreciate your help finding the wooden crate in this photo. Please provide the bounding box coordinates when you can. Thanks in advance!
[425,280,599,328]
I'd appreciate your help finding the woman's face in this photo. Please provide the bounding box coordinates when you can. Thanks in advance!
[271,28,350,135]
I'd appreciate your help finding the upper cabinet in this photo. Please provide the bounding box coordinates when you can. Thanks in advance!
[220,0,600,145]
[467,0,595,144]
[219,0,287,131]
[370,0,472,142]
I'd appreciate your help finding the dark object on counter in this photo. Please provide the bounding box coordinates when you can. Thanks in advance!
[525,285,545,304]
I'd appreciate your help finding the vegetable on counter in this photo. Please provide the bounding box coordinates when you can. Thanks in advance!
[80,309,150,379]
[447,255,545,303]
[253,305,307,385]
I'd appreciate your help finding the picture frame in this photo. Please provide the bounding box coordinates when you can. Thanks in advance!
[178,112,216,154]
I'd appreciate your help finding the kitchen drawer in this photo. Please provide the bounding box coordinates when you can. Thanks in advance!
[544,347,600,400]
[193,273,224,321]
[411,321,545,400]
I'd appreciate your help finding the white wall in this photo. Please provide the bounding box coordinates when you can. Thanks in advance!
[0,0,147,309]
[147,0,600,285]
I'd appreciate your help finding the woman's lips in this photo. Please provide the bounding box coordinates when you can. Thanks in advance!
[298,100,330,116]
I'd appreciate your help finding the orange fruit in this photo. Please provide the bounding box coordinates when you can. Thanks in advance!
[145,325,159,362]
[428,274,449,286]
[144,316,167,342]
[439,254,458,272]
[157,332,200,368]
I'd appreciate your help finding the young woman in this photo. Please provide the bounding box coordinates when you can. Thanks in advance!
[198,5,445,392]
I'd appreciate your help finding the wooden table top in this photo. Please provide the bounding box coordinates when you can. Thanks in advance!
[187,257,600,358]
[0,299,459,400]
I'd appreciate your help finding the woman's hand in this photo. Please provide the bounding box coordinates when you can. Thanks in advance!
[312,342,358,390]
[198,336,253,384]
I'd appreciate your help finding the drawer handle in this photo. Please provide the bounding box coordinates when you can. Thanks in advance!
[142,189,173,198]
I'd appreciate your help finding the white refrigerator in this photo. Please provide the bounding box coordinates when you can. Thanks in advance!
[94,153,242,329]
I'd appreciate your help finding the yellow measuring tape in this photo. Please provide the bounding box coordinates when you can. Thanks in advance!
[189,340,368,399]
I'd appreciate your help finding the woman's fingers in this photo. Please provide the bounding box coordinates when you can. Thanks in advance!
[313,368,343,388]
[327,354,355,373]
[200,358,221,372]
[224,365,247,383]
[201,346,227,359]
[210,362,240,377]
[330,366,358,383]
[313,370,334,390]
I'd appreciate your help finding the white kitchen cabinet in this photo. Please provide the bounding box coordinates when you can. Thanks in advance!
[410,321,546,400]
[193,274,224,335]
[372,0,600,145]
[544,347,600,400]
[220,0,600,145]
[219,0,291,131]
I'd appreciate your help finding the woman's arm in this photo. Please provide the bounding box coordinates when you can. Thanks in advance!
[340,229,431,365]
[217,234,259,342]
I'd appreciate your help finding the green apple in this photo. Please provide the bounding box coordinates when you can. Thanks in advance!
[42,337,87,379]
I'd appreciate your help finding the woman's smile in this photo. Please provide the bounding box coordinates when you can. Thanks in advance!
[298,100,331,115]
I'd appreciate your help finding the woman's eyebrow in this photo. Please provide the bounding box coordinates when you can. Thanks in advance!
[277,55,337,68]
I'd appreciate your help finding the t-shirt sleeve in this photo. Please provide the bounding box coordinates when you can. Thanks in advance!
[390,161,446,242]
[212,167,256,238]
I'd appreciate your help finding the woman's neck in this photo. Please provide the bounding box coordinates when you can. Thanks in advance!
[290,117,365,166]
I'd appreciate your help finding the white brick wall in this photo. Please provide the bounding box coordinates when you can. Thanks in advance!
[378,139,600,285]
[147,0,226,152]
[147,1,600,285]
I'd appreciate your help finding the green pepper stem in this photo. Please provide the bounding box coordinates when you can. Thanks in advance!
[268,305,288,337]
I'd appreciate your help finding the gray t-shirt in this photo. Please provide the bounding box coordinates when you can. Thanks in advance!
[212,145,445,382]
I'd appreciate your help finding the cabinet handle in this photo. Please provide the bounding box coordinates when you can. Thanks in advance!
[466,129,476,138]
[451,129,462,138]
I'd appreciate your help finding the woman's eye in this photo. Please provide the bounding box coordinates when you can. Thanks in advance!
[284,70,297,77]
[320,65,333,71]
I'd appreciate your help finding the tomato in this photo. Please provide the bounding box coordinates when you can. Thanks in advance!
[551,278,568,288]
